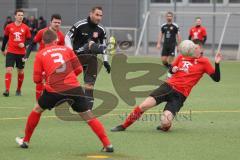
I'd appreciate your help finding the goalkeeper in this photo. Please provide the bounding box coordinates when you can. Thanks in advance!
[111,39,222,132]
[65,6,111,110]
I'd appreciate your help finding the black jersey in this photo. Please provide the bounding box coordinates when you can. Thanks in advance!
[66,16,106,54]
[161,23,179,46]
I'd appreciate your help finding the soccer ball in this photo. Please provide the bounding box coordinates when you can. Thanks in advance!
[178,40,195,57]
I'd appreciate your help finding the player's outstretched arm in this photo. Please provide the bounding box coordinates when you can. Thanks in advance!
[210,53,222,82]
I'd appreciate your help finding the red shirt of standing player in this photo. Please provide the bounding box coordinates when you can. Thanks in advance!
[15,30,114,152]
[24,14,65,100]
[1,9,31,97]
[189,17,207,45]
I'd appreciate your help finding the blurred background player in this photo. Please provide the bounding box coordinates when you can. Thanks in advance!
[27,15,38,51]
[65,6,111,110]
[189,17,207,45]
[111,39,221,132]
[15,29,114,152]
[156,11,181,69]
[3,16,12,29]
[1,9,31,97]
[24,14,65,101]
[37,16,47,30]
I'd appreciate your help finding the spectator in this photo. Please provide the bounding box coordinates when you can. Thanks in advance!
[38,16,47,30]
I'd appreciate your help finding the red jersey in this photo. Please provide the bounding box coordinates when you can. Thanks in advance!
[167,54,215,97]
[4,22,31,54]
[34,27,65,51]
[189,26,207,41]
[33,45,83,93]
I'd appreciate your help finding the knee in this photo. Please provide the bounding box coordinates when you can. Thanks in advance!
[33,104,44,113]
[160,110,174,131]
[139,97,156,112]
[6,67,13,73]
[79,110,95,121]
[85,83,94,90]
[17,69,24,74]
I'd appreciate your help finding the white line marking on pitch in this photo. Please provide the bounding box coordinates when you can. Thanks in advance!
[0,110,240,121]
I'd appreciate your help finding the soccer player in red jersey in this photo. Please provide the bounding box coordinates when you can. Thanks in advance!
[111,39,222,132]
[23,14,65,100]
[189,17,207,45]
[15,30,114,152]
[1,9,31,97]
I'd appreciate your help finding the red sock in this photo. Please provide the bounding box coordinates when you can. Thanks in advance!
[5,73,12,92]
[17,73,24,91]
[88,118,111,147]
[122,106,144,129]
[36,83,44,101]
[23,110,41,142]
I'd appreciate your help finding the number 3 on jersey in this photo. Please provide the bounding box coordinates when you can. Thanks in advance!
[51,53,66,73]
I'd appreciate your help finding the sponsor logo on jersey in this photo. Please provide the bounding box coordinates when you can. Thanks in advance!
[82,33,88,36]
[93,32,98,38]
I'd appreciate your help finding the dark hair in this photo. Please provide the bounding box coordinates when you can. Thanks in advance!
[51,14,61,21]
[43,29,57,44]
[193,39,203,47]
[195,17,201,20]
[166,11,173,16]
[91,6,103,12]
[15,9,24,15]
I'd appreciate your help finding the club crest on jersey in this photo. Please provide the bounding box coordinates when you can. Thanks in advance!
[21,28,24,33]
[182,61,193,69]
[93,32,98,38]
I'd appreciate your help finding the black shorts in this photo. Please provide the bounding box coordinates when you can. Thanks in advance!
[161,44,176,57]
[6,53,25,69]
[77,54,98,84]
[38,87,88,113]
[149,83,186,116]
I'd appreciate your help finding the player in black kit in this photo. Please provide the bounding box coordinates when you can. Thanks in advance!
[156,11,181,69]
[65,6,111,110]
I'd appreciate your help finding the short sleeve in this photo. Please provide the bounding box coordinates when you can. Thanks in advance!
[58,32,65,46]
[161,25,165,33]
[204,58,215,75]
[34,30,43,43]
[202,27,207,37]
[4,24,10,36]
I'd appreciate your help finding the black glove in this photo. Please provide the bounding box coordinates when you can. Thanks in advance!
[103,61,111,74]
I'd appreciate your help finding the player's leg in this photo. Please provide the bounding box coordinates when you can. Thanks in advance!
[167,44,176,64]
[16,90,58,148]
[157,110,174,131]
[70,87,113,152]
[3,53,15,96]
[16,104,45,148]
[111,83,170,132]
[16,54,25,96]
[83,55,98,110]
[161,45,171,68]
[157,91,186,132]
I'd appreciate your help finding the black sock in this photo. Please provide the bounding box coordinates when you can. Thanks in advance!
[85,88,94,110]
